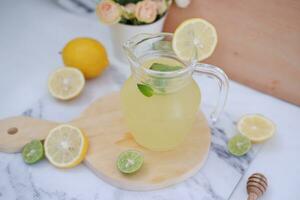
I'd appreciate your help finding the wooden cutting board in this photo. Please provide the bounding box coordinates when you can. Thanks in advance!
[164,0,300,105]
[0,92,211,191]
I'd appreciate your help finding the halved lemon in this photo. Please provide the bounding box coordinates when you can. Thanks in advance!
[44,124,89,168]
[173,18,218,61]
[237,114,276,143]
[48,68,85,100]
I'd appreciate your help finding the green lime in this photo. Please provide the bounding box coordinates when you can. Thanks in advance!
[228,134,251,156]
[117,150,144,174]
[22,140,44,164]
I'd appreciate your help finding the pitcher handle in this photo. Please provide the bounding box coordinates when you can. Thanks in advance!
[193,63,229,124]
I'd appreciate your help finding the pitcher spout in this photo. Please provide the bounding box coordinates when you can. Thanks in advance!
[122,33,155,64]
[122,39,136,64]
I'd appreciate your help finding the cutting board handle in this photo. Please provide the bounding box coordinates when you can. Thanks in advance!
[0,116,58,153]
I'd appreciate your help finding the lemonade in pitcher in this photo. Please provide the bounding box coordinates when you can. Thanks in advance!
[121,57,201,151]
[121,20,228,151]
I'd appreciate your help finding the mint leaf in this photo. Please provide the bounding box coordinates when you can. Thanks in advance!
[137,84,154,97]
[150,63,183,72]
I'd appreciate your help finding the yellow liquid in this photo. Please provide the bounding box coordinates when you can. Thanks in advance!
[121,57,201,151]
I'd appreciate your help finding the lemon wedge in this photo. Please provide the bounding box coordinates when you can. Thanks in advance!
[173,18,218,61]
[44,124,89,168]
[48,68,85,100]
[237,114,276,143]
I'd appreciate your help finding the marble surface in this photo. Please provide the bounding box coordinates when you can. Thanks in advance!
[0,0,300,199]
[0,70,260,200]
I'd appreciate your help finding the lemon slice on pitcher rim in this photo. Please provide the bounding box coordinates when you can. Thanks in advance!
[173,18,218,61]
[48,67,85,100]
[44,124,88,168]
[237,114,276,143]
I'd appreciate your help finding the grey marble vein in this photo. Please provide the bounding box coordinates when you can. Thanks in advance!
[22,100,43,119]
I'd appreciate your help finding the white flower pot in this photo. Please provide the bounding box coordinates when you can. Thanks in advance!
[110,15,167,64]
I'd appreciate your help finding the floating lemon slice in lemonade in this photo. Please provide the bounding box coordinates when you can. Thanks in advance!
[173,18,218,61]
[44,124,88,168]
[48,68,85,100]
[237,114,276,143]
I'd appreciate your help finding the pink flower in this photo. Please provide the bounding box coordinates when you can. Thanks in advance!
[125,3,136,13]
[122,3,136,19]
[96,0,122,24]
[135,0,158,23]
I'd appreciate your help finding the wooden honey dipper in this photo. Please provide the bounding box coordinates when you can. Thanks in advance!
[247,173,268,200]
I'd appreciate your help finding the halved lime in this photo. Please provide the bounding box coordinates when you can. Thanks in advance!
[227,134,251,156]
[22,140,44,164]
[117,150,144,174]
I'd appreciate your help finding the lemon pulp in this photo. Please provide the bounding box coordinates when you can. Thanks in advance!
[173,18,218,61]
[238,114,275,143]
[48,68,85,100]
[44,124,88,168]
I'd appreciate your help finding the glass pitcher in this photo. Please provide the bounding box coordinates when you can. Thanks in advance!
[121,33,229,151]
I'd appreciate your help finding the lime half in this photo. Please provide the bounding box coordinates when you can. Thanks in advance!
[228,135,251,156]
[117,150,144,174]
[22,140,44,164]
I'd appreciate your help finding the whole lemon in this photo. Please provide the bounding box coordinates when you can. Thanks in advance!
[62,37,109,79]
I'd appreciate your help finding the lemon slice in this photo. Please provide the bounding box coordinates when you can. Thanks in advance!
[173,18,218,61]
[44,124,89,168]
[237,114,276,143]
[48,68,85,100]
